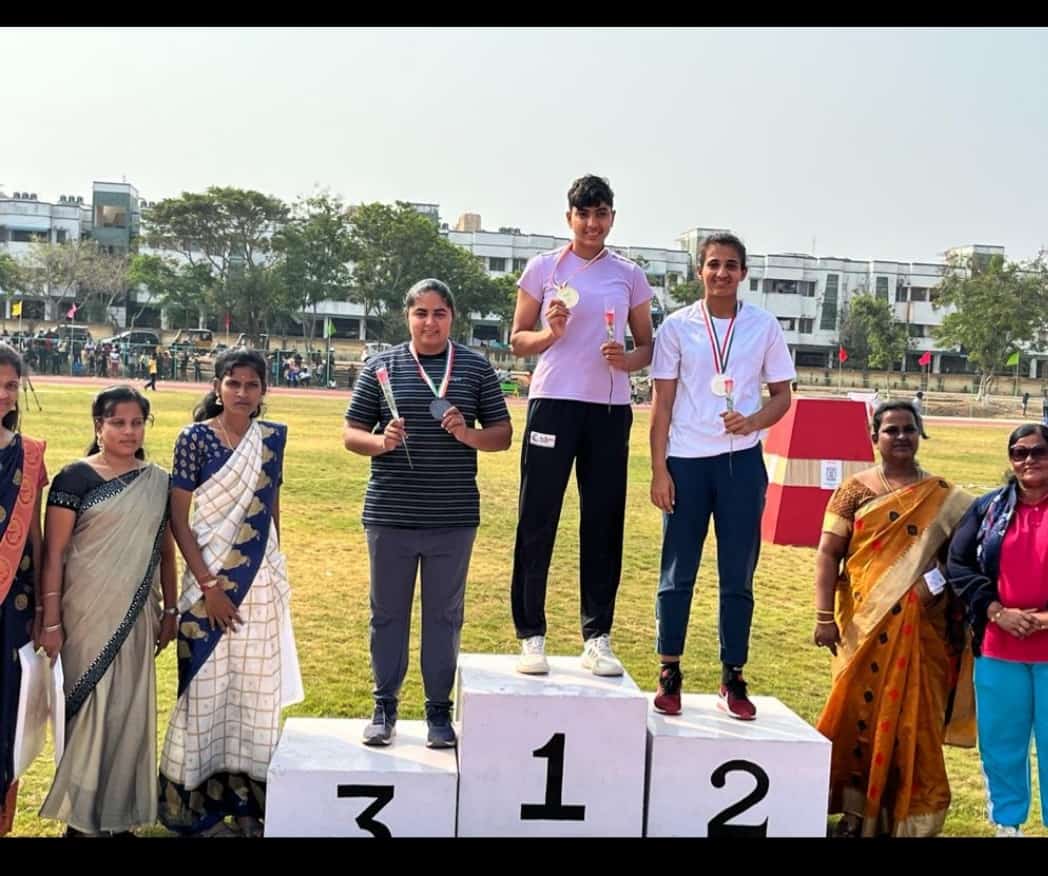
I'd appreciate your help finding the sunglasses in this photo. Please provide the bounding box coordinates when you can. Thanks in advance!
[1009,445,1048,463]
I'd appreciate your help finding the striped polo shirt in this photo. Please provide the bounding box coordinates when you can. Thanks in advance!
[345,341,510,529]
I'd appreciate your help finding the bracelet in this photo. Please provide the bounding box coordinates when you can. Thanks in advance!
[42,591,61,598]
[991,607,1005,624]
[43,623,61,633]
[164,607,179,616]
[815,620,837,626]
[198,578,219,591]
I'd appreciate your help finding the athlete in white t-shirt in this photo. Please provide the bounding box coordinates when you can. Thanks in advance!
[648,232,796,720]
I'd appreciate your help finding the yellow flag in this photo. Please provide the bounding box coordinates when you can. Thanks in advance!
[11,301,22,317]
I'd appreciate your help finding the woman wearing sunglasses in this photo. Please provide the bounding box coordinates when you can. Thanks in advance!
[948,423,1048,836]
[813,401,974,836]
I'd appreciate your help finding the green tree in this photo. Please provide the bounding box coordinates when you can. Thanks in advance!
[145,187,289,341]
[839,293,909,372]
[128,254,212,329]
[670,278,704,307]
[933,252,1048,399]
[275,191,354,350]
[347,202,504,342]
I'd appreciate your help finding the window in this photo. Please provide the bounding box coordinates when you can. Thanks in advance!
[512,257,527,273]
[875,276,889,301]
[666,273,680,288]
[646,274,665,287]
[799,281,816,298]
[896,286,908,302]
[764,279,798,295]
[10,230,45,243]
[56,229,68,243]
[799,318,814,334]
[908,324,926,338]
[777,317,797,332]
[96,205,128,228]
[820,274,839,331]
[488,257,507,272]
[910,286,928,302]
[749,278,759,291]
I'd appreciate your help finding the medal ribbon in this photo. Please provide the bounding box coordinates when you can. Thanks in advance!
[548,244,610,293]
[699,300,741,375]
[408,341,455,399]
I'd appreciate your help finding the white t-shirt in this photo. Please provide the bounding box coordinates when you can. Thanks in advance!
[650,301,796,458]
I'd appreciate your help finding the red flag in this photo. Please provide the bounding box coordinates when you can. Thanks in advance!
[66,303,77,319]
[838,345,848,363]
[918,350,933,367]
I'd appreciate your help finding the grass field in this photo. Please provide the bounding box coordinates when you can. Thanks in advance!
[6,383,1038,836]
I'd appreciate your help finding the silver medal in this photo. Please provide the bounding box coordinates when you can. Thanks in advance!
[429,398,453,420]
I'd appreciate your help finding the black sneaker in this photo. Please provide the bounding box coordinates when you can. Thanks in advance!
[362,699,397,746]
[425,702,457,749]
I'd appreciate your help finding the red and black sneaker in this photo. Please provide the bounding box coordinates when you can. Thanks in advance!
[717,675,757,721]
[653,664,683,715]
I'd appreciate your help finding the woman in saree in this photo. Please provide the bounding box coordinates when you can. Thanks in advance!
[0,344,48,836]
[158,349,302,838]
[38,385,178,836]
[812,401,974,837]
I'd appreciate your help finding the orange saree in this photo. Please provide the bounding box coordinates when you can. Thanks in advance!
[816,474,974,837]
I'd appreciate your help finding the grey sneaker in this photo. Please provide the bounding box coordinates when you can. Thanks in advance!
[362,700,397,746]
[425,702,457,749]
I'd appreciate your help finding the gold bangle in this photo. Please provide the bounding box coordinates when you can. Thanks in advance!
[43,622,61,633]
[42,591,61,598]
[991,608,1005,624]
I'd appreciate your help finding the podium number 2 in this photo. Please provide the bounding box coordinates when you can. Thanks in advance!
[338,784,394,838]
[520,732,586,821]
[707,760,769,838]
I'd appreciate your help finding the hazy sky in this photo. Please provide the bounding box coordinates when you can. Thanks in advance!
[3,27,1046,263]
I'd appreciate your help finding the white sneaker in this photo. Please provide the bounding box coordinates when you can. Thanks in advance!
[580,634,624,676]
[994,824,1023,837]
[517,635,549,674]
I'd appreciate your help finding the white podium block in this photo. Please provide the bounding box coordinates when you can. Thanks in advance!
[455,653,648,837]
[265,718,457,837]
[645,694,831,837]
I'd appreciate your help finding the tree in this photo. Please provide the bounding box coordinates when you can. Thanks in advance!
[839,293,909,372]
[0,253,26,295]
[933,252,1048,399]
[127,254,212,329]
[275,191,354,350]
[346,202,505,342]
[145,187,289,341]
[670,278,704,306]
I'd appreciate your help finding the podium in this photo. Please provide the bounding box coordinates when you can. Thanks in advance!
[265,718,457,837]
[645,694,831,837]
[455,653,648,836]
[264,659,833,837]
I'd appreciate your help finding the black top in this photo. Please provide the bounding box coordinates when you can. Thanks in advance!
[345,342,510,529]
[48,460,147,514]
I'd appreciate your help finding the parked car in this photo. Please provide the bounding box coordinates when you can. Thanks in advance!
[112,329,161,355]
[169,328,214,354]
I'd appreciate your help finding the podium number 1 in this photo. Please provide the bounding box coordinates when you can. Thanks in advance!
[707,760,769,838]
[520,732,586,821]
[338,784,395,838]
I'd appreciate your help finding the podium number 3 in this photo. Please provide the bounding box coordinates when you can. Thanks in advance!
[707,760,769,838]
[520,732,586,821]
[338,784,394,838]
